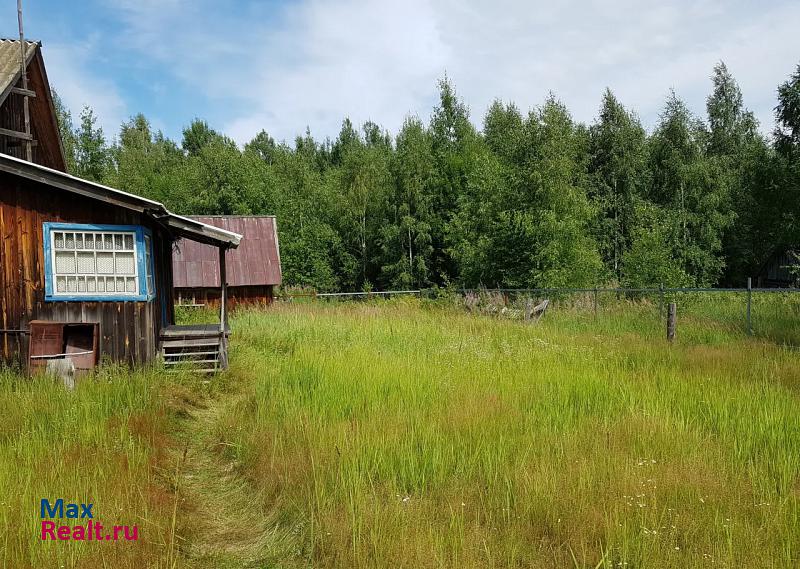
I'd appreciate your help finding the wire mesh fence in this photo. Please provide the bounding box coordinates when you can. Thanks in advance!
[280,285,800,346]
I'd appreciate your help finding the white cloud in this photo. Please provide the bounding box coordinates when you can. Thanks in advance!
[42,40,127,140]
[225,0,450,143]
[106,0,800,143]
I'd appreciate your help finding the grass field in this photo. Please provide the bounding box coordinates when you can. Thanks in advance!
[1,297,799,567]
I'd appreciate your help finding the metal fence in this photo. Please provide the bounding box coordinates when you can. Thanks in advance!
[280,281,800,344]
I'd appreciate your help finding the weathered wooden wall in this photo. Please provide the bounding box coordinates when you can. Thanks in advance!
[0,52,65,172]
[0,172,174,366]
[175,285,274,310]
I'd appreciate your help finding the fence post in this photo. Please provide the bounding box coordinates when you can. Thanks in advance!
[667,302,677,342]
[746,277,752,336]
[659,283,664,317]
[593,287,598,319]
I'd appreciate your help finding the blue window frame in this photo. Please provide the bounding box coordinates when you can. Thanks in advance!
[43,223,156,302]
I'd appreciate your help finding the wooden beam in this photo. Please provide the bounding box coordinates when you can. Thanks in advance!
[218,246,228,370]
[18,0,32,161]
[10,86,35,98]
[5,139,38,148]
[0,127,33,141]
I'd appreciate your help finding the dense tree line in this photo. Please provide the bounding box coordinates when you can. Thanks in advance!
[52,62,800,291]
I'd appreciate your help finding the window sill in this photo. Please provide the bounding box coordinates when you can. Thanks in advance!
[45,294,157,302]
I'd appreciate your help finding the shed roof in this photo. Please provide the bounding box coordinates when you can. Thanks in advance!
[0,152,241,247]
[173,216,281,288]
[0,39,37,105]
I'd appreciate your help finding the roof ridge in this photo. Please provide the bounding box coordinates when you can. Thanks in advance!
[0,38,39,44]
[190,215,277,218]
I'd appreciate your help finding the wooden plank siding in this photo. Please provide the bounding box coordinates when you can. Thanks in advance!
[0,172,174,366]
[176,285,275,310]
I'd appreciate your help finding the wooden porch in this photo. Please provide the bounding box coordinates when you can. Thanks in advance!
[160,324,230,373]
[160,246,233,374]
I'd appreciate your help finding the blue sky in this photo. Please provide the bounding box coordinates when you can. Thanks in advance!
[3,0,799,145]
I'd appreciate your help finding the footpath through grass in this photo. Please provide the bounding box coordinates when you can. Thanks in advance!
[1,298,799,567]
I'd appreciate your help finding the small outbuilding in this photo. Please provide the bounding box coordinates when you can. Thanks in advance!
[0,39,241,374]
[755,247,799,288]
[172,216,281,308]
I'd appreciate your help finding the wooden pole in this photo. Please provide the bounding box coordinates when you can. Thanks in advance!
[746,277,752,336]
[17,0,32,162]
[218,246,228,370]
[667,302,676,342]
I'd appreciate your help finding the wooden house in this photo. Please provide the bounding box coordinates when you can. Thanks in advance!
[172,216,281,308]
[0,39,241,374]
[1,40,64,170]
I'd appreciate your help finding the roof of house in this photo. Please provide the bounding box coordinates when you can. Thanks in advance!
[0,39,66,170]
[0,39,37,105]
[0,151,241,247]
[173,216,281,288]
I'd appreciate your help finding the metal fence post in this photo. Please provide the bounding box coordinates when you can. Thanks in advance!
[593,286,598,319]
[659,283,664,317]
[746,277,752,336]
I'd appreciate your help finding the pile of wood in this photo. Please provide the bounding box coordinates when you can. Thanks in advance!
[463,291,549,322]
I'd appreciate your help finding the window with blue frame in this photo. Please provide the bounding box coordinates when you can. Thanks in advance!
[43,223,156,301]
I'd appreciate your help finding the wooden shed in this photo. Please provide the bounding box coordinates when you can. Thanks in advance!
[756,247,799,288]
[0,39,242,373]
[172,216,281,308]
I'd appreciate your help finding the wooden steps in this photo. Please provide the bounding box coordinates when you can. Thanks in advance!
[159,324,229,374]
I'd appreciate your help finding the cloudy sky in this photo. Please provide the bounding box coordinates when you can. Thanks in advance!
[3,0,799,145]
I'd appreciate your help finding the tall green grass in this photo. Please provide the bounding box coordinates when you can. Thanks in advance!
[0,365,193,568]
[1,297,798,567]
[215,299,800,568]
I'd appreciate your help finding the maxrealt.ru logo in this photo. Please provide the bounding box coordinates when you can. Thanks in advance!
[40,499,138,542]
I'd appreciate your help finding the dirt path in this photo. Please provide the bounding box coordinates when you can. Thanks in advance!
[169,387,279,568]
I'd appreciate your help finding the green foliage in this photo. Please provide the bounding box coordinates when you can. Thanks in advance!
[73,106,112,182]
[182,118,221,156]
[773,64,800,249]
[429,77,477,283]
[107,114,186,208]
[380,117,435,288]
[647,92,733,286]
[775,64,800,155]
[51,90,77,173]
[49,61,800,291]
[520,97,603,287]
[588,89,649,281]
[705,63,768,285]
[622,201,691,288]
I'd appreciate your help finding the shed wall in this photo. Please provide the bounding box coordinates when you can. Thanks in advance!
[175,285,274,310]
[0,172,174,365]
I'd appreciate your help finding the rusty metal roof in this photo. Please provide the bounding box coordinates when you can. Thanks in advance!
[0,39,37,105]
[173,216,281,288]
